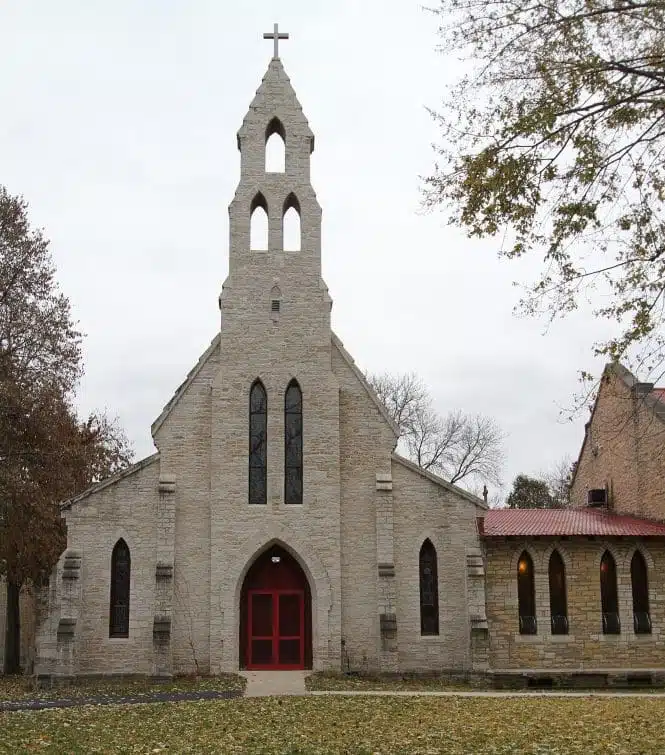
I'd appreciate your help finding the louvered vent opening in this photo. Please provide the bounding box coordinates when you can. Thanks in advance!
[271,300,280,313]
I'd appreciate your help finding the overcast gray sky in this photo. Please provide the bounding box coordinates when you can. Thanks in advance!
[0,0,614,500]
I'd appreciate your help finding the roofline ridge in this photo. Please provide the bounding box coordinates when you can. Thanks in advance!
[391,453,487,509]
[60,452,160,511]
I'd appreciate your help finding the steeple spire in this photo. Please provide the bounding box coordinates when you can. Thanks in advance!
[263,23,289,59]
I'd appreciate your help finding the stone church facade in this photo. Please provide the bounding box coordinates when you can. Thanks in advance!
[33,54,489,679]
[24,48,665,684]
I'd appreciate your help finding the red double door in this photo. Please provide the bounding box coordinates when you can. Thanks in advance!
[247,589,305,669]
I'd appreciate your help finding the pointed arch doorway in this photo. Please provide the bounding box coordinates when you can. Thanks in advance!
[239,544,312,670]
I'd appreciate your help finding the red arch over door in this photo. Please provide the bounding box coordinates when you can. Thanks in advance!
[239,545,312,670]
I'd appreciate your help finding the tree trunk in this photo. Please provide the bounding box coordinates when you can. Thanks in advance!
[4,579,21,674]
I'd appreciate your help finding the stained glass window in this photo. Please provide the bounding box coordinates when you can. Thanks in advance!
[517,550,537,634]
[284,380,302,505]
[600,550,620,634]
[109,539,130,638]
[548,550,568,635]
[419,539,439,635]
[631,550,651,634]
[249,380,267,505]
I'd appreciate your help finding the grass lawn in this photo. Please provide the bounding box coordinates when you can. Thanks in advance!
[306,671,475,691]
[0,673,245,702]
[2,696,665,754]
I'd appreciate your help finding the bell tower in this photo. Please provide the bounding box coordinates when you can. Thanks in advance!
[224,25,323,272]
[211,28,342,674]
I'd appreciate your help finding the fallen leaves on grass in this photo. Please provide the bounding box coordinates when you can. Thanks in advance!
[1,695,664,754]
[305,672,474,691]
[0,673,245,703]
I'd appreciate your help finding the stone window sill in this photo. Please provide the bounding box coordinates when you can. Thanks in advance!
[418,634,443,642]
[544,634,575,643]
[513,634,541,644]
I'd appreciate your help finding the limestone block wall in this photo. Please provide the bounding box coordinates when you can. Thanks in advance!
[392,459,484,672]
[210,333,343,674]
[334,341,397,673]
[52,457,162,675]
[153,339,220,675]
[571,370,665,521]
[485,538,665,670]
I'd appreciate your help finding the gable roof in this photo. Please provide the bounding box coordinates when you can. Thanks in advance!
[60,452,160,511]
[481,506,665,538]
[151,334,220,438]
[331,332,400,439]
[391,453,487,509]
[571,361,665,488]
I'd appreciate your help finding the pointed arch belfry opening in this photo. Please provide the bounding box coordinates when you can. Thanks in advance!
[265,117,286,172]
[239,544,312,669]
[282,193,301,251]
[250,192,269,250]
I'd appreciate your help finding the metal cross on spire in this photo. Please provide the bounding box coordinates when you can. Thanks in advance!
[263,23,289,58]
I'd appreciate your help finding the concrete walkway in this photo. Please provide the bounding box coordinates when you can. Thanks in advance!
[241,670,308,697]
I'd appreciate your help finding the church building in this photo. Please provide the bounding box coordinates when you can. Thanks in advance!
[34,32,489,679]
[29,31,665,686]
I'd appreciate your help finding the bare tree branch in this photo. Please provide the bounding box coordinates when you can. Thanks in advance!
[367,371,504,487]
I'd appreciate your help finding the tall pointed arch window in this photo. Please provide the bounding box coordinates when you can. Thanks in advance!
[265,117,286,172]
[419,539,439,635]
[631,550,651,634]
[249,380,268,505]
[109,539,130,638]
[517,550,536,634]
[600,550,620,634]
[548,550,568,635]
[284,379,303,504]
[250,192,269,250]
[283,193,301,251]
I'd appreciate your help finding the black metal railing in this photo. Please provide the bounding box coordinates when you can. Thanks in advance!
[110,604,129,637]
[634,611,652,634]
[519,615,537,635]
[602,611,621,635]
[551,614,569,635]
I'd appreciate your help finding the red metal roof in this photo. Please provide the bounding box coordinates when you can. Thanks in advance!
[481,507,665,537]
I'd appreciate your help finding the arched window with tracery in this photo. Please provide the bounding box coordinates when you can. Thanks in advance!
[284,379,303,504]
[250,192,269,250]
[419,539,439,635]
[517,550,536,634]
[600,550,620,634]
[631,550,651,634]
[265,117,286,172]
[249,380,268,505]
[548,550,568,635]
[109,539,130,638]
